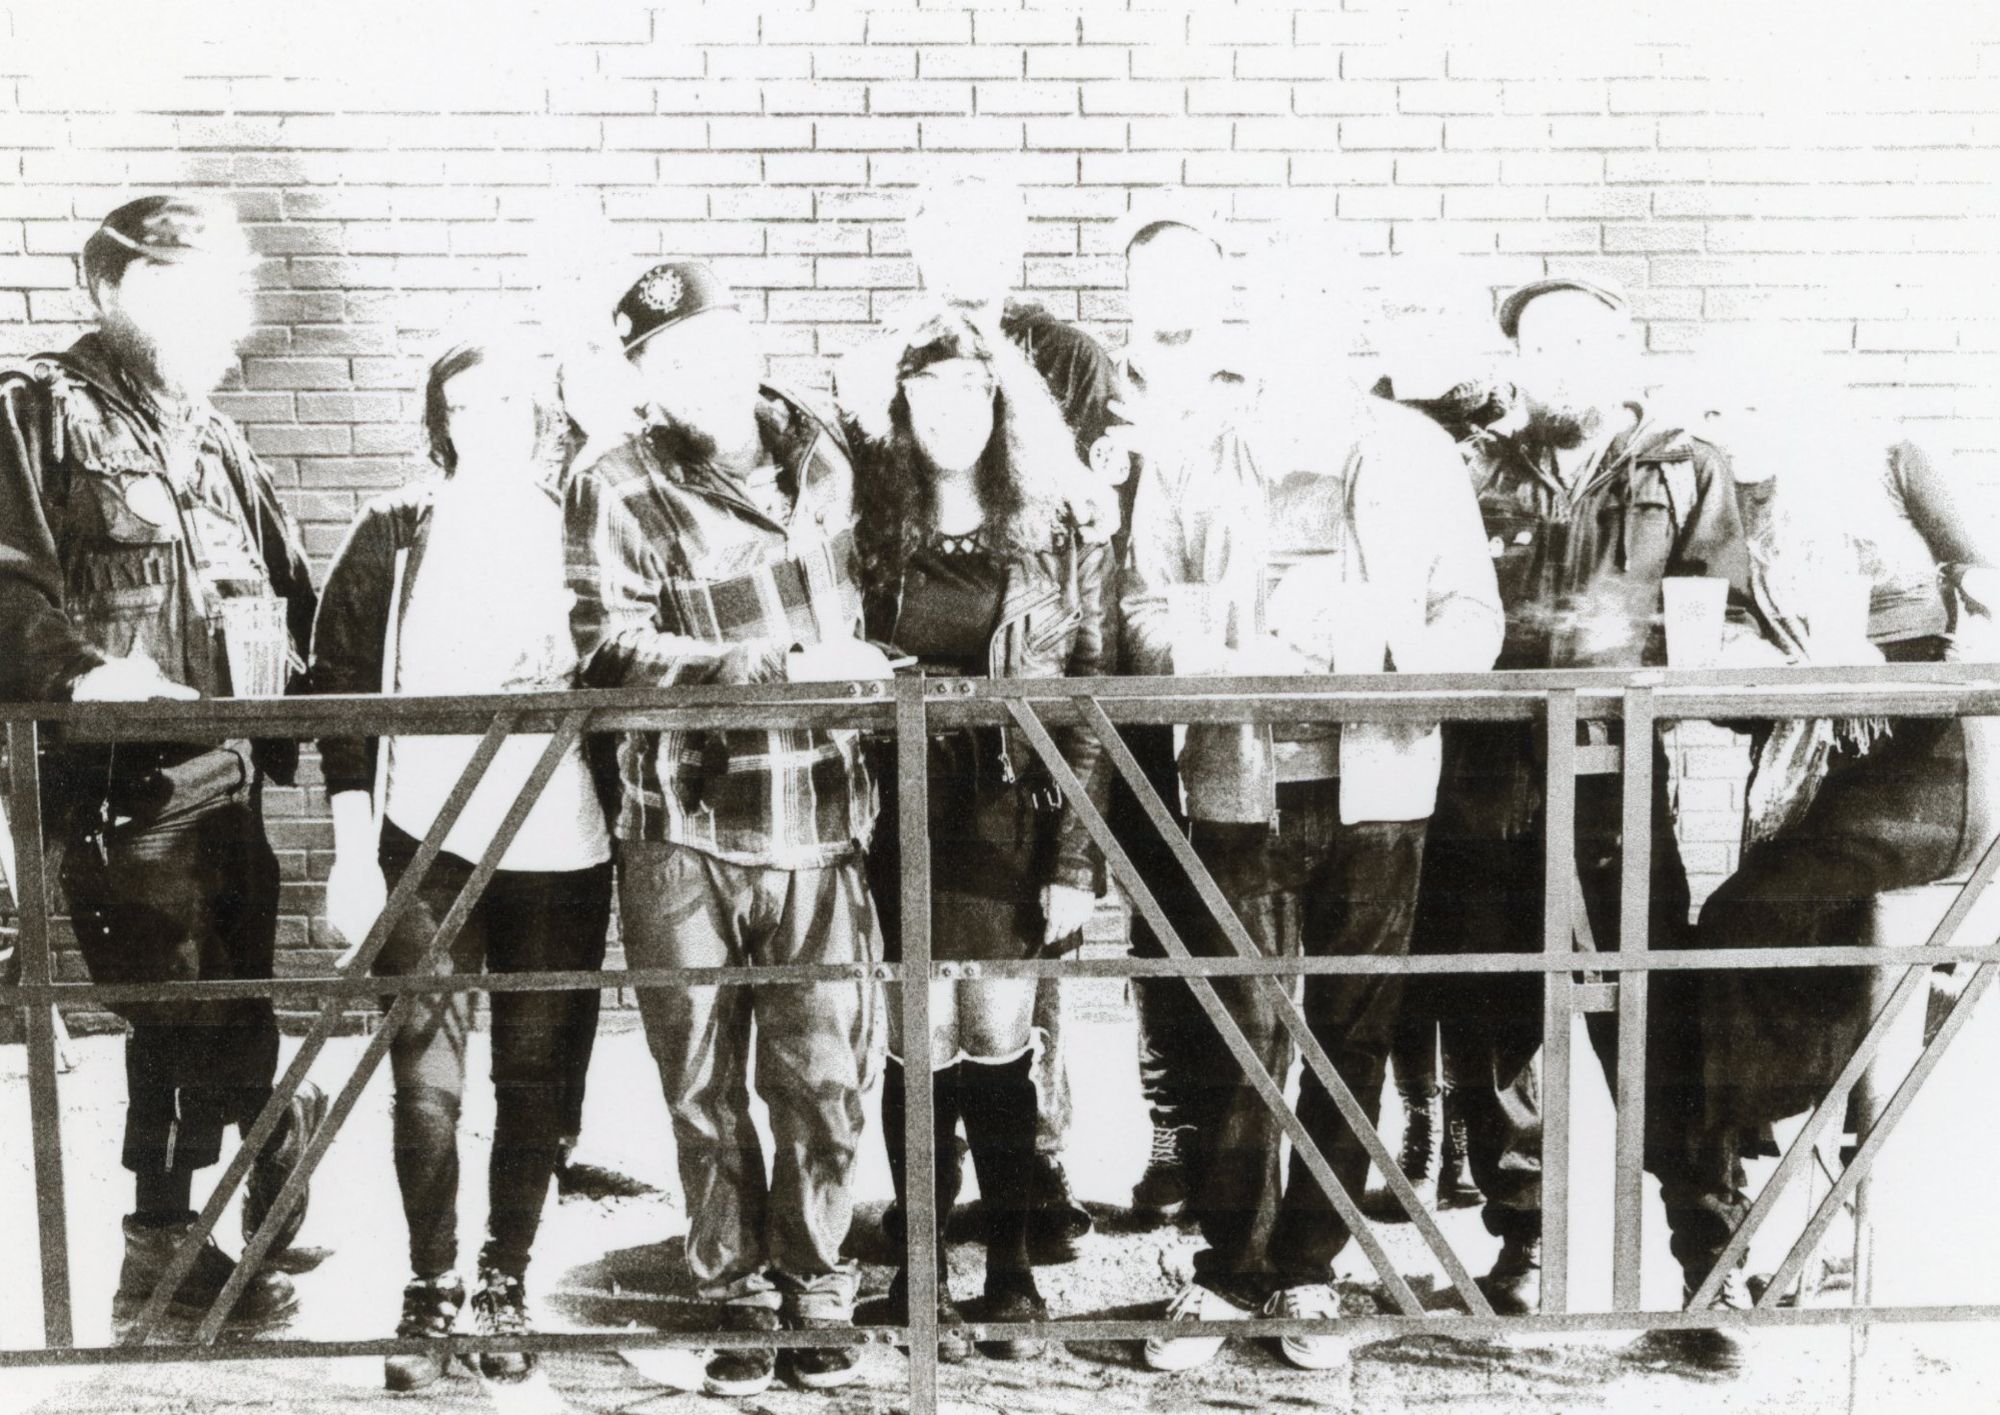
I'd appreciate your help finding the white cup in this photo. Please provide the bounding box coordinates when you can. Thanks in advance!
[1661,576,1729,669]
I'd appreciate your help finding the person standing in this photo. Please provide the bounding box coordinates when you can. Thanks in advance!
[1439,277,1762,1336]
[902,173,1115,1258]
[564,262,888,1399]
[1122,272,1503,1374]
[310,334,615,1390]
[0,195,327,1341]
[844,307,1111,1363]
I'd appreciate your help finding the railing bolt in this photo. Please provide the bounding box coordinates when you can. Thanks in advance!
[871,964,895,982]
[937,962,959,980]
[958,962,981,980]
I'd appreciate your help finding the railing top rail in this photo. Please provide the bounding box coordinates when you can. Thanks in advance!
[0,661,1997,740]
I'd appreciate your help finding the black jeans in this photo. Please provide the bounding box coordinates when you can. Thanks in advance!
[1413,734,1732,1271]
[375,822,613,1280]
[61,747,281,1180]
[1173,780,1427,1302]
[1119,723,1203,1132]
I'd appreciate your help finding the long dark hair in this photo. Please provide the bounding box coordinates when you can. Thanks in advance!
[849,313,1071,595]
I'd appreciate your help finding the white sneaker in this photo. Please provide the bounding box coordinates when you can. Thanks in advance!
[1265,1283,1351,1371]
[1142,1281,1246,1373]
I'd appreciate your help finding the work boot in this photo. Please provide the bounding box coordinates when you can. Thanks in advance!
[111,1215,299,1344]
[1437,1102,1480,1209]
[469,1268,534,1384]
[1027,1153,1092,1263]
[704,1304,779,1398]
[1477,1232,1542,1316]
[978,1271,1049,1361]
[384,1273,464,1392]
[243,1081,330,1255]
[1660,1267,1755,1371]
[1366,1091,1438,1221]
[884,1265,972,1365]
[780,1312,863,1390]
[1130,1122,1191,1225]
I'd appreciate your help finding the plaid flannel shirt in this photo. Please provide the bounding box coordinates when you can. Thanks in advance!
[564,386,876,868]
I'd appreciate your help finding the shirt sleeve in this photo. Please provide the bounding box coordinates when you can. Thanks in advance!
[1116,456,1189,677]
[1891,440,2000,571]
[0,374,106,701]
[563,465,783,689]
[1350,423,1504,676]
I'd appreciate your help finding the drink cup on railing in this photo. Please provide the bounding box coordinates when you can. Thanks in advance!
[217,596,291,698]
[1661,575,1729,669]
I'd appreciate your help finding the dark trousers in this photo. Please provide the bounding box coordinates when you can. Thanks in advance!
[1120,724,1202,1132]
[375,822,613,1280]
[1173,780,1426,1302]
[1413,734,1732,1269]
[1389,976,1470,1101]
[61,748,280,1182]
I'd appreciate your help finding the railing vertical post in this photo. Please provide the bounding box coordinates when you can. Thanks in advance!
[1613,687,1654,1311]
[1541,690,1578,1315]
[7,720,73,1348]
[895,679,938,1415]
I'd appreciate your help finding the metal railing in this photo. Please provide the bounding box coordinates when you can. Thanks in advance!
[3,663,2000,1413]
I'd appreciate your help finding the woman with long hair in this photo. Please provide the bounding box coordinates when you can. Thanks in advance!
[309,333,614,1392]
[843,309,1112,1363]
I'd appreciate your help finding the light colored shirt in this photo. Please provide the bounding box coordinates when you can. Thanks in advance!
[1121,390,1504,824]
[388,474,611,872]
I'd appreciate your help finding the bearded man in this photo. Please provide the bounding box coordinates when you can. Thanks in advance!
[1434,278,1765,1367]
[0,195,325,1341]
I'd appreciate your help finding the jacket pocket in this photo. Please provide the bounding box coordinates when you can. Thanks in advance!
[1616,483,1676,579]
[68,463,190,664]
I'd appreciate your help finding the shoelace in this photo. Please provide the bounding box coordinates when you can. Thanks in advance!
[398,1281,460,1337]
[473,1276,528,1333]
[1147,1124,1183,1166]
[1266,1286,1340,1322]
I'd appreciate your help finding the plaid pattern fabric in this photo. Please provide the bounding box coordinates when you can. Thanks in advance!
[564,388,875,868]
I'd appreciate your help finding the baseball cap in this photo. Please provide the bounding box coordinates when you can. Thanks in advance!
[613,260,739,356]
[1497,276,1630,340]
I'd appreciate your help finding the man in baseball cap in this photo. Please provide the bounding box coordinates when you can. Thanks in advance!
[1419,272,1764,1366]
[0,195,324,1341]
[564,261,886,1397]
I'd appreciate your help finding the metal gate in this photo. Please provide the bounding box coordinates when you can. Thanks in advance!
[3,661,1998,1414]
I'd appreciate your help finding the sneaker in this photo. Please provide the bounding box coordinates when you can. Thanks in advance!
[1477,1232,1541,1316]
[978,1274,1049,1362]
[1265,1283,1351,1372]
[1028,1154,1093,1264]
[243,1081,330,1255]
[704,1304,779,1398]
[1663,1268,1754,1371]
[384,1273,464,1393]
[885,1267,973,1365]
[1130,1123,1191,1225]
[111,1215,299,1344]
[779,1312,863,1390]
[1141,1280,1246,1373]
[469,1268,534,1384]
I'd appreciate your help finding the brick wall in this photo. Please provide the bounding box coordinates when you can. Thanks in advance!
[5,0,1999,1013]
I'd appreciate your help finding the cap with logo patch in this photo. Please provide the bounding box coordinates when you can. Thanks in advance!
[613,261,739,356]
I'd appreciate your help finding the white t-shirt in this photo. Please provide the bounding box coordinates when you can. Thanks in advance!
[386,475,612,872]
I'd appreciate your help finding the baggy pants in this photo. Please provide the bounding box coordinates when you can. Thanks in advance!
[60,747,280,1180]
[618,840,881,1318]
